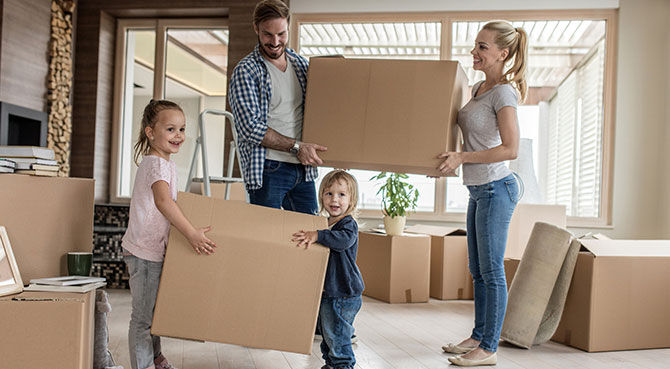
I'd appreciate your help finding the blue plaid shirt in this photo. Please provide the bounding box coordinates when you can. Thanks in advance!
[228,45,318,190]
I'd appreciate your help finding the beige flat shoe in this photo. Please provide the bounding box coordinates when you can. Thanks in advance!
[448,352,497,366]
[441,343,477,354]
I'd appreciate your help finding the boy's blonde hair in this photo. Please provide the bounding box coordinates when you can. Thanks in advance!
[318,170,359,219]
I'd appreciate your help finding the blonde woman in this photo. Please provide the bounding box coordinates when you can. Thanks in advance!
[438,21,528,366]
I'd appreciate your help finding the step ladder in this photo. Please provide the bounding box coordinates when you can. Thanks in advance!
[185,109,244,199]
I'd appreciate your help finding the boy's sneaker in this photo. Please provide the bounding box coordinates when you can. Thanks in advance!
[351,334,359,344]
[314,333,323,340]
[154,355,178,369]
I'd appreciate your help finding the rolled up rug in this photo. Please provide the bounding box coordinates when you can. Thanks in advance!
[501,222,572,348]
[533,238,582,344]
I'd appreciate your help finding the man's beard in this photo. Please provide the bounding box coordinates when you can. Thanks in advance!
[258,37,285,60]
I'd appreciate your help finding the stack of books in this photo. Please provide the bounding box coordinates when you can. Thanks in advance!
[25,276,107,293]
[0,158,15,173]
[0,145,59,176]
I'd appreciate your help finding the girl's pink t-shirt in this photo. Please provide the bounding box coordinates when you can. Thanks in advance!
[122,155,177,262]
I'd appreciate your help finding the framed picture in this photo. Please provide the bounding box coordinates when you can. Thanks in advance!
[0,226,23,297]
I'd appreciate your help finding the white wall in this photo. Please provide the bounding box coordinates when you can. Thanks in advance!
[290,0,670,239]
[664,1,670,238]
[609,0,668,238]
[291,0,619,13]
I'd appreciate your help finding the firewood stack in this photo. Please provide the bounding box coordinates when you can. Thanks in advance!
[47,0,75,177]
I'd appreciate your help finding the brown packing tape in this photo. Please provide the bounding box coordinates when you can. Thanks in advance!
[457,288,463,300]
[405,289,412,303]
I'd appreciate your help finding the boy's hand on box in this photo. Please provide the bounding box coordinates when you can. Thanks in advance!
[292,230,318,249]
[189,226,217,255]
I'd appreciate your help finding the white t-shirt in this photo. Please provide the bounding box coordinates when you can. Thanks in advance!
[263,58,303,164]
[122,155,177,262]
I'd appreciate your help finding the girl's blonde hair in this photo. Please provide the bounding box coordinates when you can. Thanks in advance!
[318,170,359,219]
[482,20,529,102]
[133,99,184,165]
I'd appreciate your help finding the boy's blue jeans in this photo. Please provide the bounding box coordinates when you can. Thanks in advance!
[318,295,362,369]
[125,255,163,369]
[466,174,519,352]
[247,159,318,214]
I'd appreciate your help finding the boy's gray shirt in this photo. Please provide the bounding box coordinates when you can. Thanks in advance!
[457,80,519,186]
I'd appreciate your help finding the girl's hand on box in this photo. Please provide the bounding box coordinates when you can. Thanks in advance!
[189,226,217,255]
[292,230,318,249]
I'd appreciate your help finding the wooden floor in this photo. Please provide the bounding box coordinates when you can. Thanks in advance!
[107,289,670,369]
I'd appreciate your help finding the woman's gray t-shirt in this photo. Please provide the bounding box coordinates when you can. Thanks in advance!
[457,80,519,186]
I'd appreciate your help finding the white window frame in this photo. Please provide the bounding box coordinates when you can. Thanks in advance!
[290,9,617,227]
[109,18,228,204]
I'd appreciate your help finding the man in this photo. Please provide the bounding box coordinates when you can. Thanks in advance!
[228,0,326,214]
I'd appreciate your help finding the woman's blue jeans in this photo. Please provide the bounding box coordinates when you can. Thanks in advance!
[466,174,519,352]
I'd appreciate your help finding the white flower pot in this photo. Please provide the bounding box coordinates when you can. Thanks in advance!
[384,215,406,236]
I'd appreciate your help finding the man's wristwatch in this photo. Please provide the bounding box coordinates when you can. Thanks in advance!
[289,140,301,155]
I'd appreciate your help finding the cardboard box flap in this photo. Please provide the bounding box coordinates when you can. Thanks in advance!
[579,239,670,257]
[360,230,429,239]
[405,224,466,237]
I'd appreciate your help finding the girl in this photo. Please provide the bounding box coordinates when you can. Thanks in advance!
[292,170,364,369]
[122,99,217,369]
[437,21,527,367]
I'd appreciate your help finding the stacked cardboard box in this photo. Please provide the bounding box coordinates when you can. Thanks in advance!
[405,224,472,300]
[0,174,94,282]
[357,231,431,303]
[0,290,95,369]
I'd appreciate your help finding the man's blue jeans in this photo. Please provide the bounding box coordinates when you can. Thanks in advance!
[247,159,318,214]
[319,295,362,369]
[466,174,519,352]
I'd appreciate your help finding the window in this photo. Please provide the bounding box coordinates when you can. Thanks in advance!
[292,11,616,226]
[110,19,229,202]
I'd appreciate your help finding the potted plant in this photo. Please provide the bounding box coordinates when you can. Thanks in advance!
[372,172,419,236]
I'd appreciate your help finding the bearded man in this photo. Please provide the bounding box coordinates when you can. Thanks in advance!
[228,0,326,213]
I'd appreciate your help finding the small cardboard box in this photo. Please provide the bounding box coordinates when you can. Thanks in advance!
[302,57,468,176]
[552,240,670,352]
[405,224,472,300]
[503,258,521,291]
[506,203,566,259]
[152,192,329,355]
[0,174,95,281]
[188,180,246,201]
[357,231,431,303]
[0,290,95,369]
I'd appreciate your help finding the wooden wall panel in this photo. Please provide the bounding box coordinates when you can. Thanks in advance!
[0,0,51,112]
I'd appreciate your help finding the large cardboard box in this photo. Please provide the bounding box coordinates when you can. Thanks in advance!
[0,174,94,281]
[357,231,431,303]
[405,224,472,300]
[552,240,670,352]
[302,57,468,176]
[0,290,95,369]
[506,203,566,259]
[152,192,329,354]
[188,180,247,201]
[503,258,521,291]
